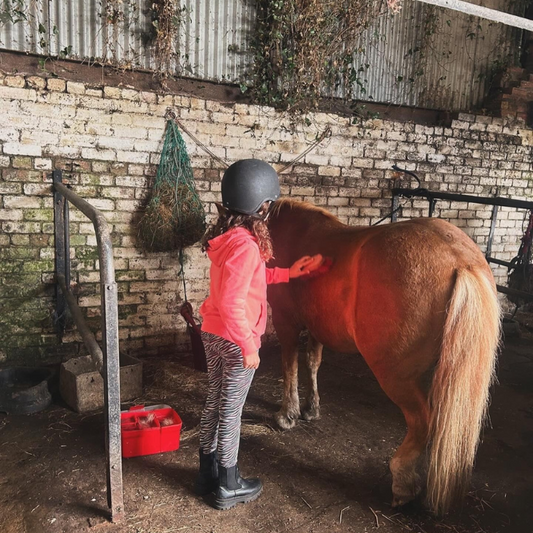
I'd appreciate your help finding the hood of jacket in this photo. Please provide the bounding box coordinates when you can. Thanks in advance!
[206,227,256,267]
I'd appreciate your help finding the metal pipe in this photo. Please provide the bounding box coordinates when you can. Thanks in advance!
[53,178,124,523]
[56,274,104,375]
[391,190,399,223]
[392,188,533,211]
[428,199,437,217]
[53,181,116,285]
[497,284,533,302]
[416,0,533,32]
[53,171,67,337]
[487,257,513,268]
[64,196,71,288]
[486,205,499,260]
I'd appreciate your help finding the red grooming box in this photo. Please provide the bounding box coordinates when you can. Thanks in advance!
[121,404,183,458]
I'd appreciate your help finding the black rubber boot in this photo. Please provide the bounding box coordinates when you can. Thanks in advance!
[194,449,219,496]
[214,465,262,510]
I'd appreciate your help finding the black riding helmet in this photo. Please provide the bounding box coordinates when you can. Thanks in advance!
[221,159,280,216]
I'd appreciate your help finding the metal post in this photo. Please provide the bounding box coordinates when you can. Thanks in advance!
[52,181,124,523]
[64,196,71,289]
[95,216,124,523]
[486,205,499,260]
[53,170,67,337]
[391,178,400,223]
[100,275,123,522]
[391,193,399,223]
[428,198,437,217]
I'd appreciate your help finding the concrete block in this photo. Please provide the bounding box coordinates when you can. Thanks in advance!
[59,354,142,413]
[67,81,86,95]
[3,143,42,157]
[5,75,25,87]
[47,79,66,92]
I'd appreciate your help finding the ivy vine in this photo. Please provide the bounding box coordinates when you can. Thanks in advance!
[0,0,26,25]
[247,0,391,112]
[150,0,178,75]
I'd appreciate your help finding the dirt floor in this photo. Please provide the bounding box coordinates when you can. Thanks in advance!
[1,320,533,533]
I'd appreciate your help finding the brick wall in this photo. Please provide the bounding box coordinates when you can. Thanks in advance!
[1,71,532,365]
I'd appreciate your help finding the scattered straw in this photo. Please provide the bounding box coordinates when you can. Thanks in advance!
[369,506,380,527]
[179,425,200,443]
[339,505,350,524]
[301,496,312,509]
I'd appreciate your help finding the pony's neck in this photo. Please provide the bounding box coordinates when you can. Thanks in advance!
[274,199,343,227]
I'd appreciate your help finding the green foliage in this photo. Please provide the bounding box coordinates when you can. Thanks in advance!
[1,1,73,62]
[248,0,388,112]
[0,0,26,25]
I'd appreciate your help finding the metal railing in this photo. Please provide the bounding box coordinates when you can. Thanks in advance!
[390,184,533,303]
[53,170,124,523]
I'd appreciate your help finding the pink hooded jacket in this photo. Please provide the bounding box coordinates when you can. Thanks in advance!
[200,227,289,356]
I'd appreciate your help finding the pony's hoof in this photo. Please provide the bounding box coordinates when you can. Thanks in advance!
[391,483,421,509]
[301,408,320,421]
[275,412,297,430]
[391,494,414,508]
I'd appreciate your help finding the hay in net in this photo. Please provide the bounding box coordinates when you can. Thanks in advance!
[138,120,206,252]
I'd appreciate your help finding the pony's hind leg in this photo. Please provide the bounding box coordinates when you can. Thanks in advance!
[381,380,430,508]
[302,334,323,421]
[274,319,301,430]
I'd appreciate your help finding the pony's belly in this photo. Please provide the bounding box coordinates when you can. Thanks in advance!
[304,316,359,354]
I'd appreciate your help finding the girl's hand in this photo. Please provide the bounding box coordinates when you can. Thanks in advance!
[243,352,260,369]
[289,254,324,278]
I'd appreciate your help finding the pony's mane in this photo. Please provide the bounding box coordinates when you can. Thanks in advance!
[271,198,338,222]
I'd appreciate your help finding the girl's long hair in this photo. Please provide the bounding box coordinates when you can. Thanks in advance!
[202,207,274,262]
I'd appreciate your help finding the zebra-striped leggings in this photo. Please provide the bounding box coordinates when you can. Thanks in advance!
[199,331,255,468]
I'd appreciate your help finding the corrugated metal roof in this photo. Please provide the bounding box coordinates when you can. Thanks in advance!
[0,0,523,112]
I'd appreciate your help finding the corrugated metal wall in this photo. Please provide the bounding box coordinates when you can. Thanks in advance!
[350,0,522,110]
[0,0,255,78]
[0,0,523,112]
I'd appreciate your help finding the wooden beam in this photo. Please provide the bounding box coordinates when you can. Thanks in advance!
[416,0,533,32]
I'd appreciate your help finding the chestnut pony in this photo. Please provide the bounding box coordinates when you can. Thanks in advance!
[267,199,500,515]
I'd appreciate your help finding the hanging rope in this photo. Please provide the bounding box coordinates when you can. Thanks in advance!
[177,248,188,302]
[164,107,330,172]
[178,244,207,372]
[278,127,331,173]
[165,108,229,169]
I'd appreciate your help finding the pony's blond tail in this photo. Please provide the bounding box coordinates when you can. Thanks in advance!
[427,267,501,515]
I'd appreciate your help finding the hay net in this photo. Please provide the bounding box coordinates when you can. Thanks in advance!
[138,120,206,252]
